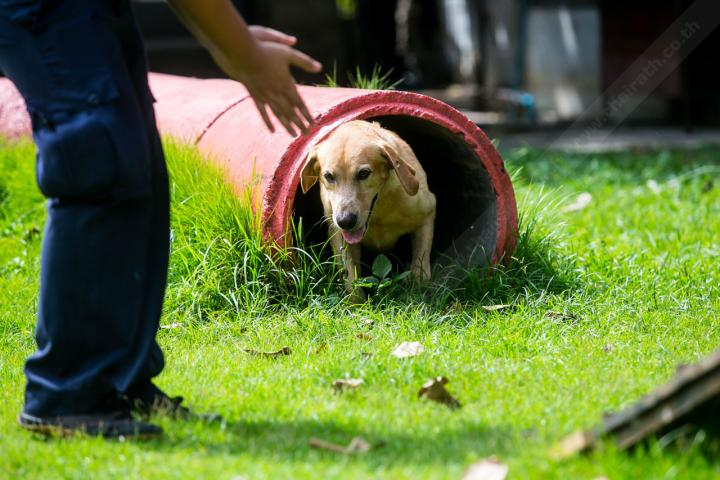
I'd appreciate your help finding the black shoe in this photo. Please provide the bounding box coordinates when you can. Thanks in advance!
[18,410,163,439]
[123,382,222,423]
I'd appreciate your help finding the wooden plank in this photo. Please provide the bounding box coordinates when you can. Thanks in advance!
[553,349,720,457]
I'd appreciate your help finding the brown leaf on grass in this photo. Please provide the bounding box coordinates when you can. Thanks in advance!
[309,436,375,454]
[23,226,41,242]
[549,430,595,460]
[418,376,461,409]
[358,317,376,329]
[447,300,463,313]
[562,192,592,213]
[315,342,327,354]
[355,332,373,340]
[332,378,364,393]
[482,304,511,312]
[545,311,578,322]
[462,458,509,480]
[392,341,425,358]
[161,322,183,330]
[243,346,291,358]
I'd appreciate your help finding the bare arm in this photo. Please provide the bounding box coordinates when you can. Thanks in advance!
[166,0,322,136]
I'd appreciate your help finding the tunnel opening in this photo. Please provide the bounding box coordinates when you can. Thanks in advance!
[292,115,498,274]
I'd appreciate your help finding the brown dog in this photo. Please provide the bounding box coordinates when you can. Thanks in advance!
[300,120,436,299]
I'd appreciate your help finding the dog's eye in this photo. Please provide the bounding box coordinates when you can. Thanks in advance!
[356,169,372,180]
[323,172,335,183]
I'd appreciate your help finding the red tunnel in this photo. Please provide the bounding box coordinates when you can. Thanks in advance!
[0,73,517,268]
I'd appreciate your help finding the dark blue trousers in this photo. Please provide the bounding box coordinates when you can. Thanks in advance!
[0,0,169,416]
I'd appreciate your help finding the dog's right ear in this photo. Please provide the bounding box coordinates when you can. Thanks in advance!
[380,142,420,196]
[300,147,320,194]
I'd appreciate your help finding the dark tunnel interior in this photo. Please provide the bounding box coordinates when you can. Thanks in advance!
[292,115,498,273]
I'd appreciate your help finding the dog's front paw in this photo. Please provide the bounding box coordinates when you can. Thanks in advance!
[411,263,432,284]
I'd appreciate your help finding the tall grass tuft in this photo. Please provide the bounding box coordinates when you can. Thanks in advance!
[323,64,402,90]
[163,141,344,323]
[370,167,580,310]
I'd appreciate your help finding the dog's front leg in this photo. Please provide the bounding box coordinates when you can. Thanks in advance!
[329,226,365,302]
[343,243,365,302]
[411,218,434,282]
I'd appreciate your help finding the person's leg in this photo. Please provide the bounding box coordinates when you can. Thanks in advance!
[105,4,219,422]
[0,1,166,425]
[96,0,171,398]
[110,6,218,423]
[109,1,171,402]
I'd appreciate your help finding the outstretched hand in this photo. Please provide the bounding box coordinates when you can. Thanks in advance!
[165,1,322,136]
[248,25,297,46]
[229,27,322,136]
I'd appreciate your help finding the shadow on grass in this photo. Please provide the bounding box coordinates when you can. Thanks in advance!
[142,416,522,467]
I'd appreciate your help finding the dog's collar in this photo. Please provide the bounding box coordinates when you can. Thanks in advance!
[366,193,379,229]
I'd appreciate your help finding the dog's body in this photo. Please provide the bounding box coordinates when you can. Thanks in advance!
[301,120,436,299]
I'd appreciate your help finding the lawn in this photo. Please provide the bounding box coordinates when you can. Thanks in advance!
[0,138,718,479]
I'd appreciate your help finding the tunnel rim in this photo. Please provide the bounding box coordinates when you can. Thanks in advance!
[263,89,518,264]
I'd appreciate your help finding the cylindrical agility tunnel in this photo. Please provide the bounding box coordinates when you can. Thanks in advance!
[0,73,517,268]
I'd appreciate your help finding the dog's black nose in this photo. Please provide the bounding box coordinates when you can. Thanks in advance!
[336,212,358,230]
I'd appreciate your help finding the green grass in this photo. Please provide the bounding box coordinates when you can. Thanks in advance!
[323,64,402,91]
[1,138,719,479]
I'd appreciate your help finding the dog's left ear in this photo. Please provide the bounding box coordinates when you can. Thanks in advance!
[300,147,320,193]
[380,143,420,196]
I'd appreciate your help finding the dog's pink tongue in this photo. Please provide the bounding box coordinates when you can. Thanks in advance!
[342,228,365,245]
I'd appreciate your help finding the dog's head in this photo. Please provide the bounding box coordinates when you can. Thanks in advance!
[300,121,419,244]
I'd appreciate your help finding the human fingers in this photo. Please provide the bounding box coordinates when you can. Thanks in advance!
[271,87,312,135]
[253,98,275,133]
[268,98,298,137]
[249,25,296,45]
[289,107,311,136]
[286,48,322,74]
[285,104,311,137]
[288,89,315,127]
[281,100,311,136]
[282,90,313,135]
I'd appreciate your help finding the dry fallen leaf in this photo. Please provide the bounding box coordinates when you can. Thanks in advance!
[355,333,373,341]
[418,376,461,409]
[243,346,291,358]
[309,436,374,454]
[315,342,327,354]
[332,378,364,393]
[562,192,593,212]
[161,322,183,330]
[392,341,425,358]
[482,304,511,312]
[646,179,661,194]
[549,430,595,460]
[462,458,509,480]
[545,311,578,322]
[23,226,41,241]
[447,300,463,313]
[359,317,376,329]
